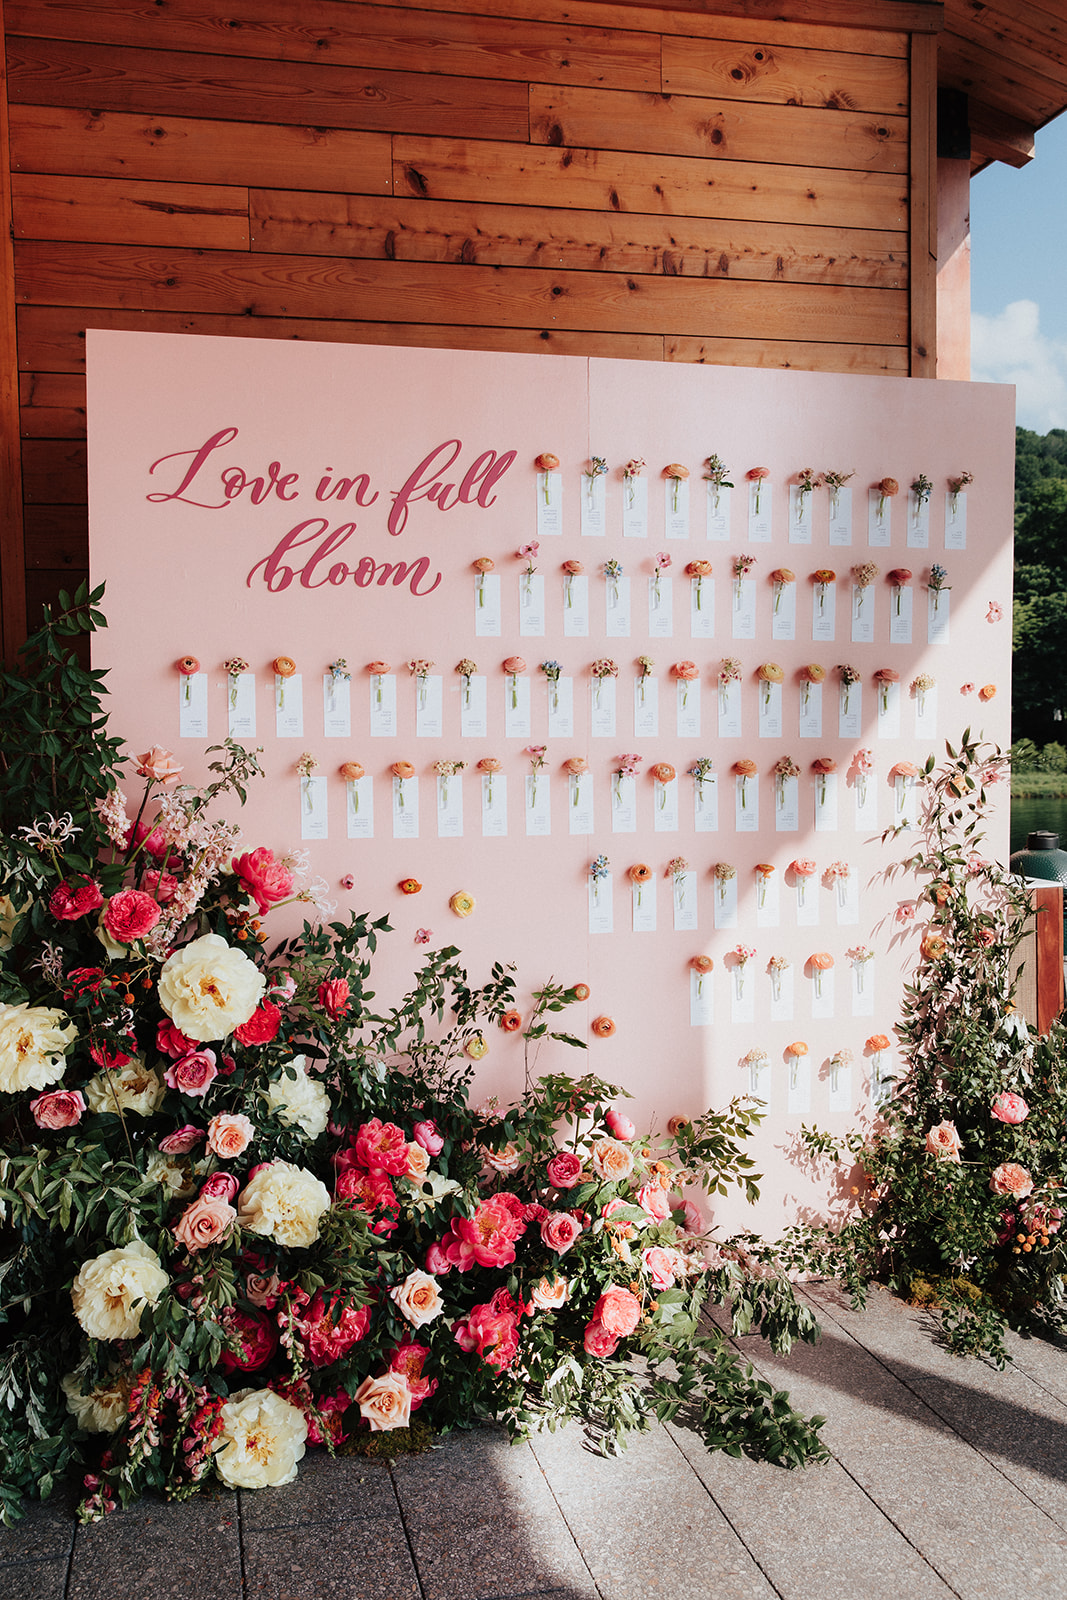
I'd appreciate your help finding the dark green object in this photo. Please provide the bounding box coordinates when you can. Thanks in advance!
[1009,830,1067,885]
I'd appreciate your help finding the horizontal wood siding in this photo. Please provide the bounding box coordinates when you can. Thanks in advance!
[3,0,926,642]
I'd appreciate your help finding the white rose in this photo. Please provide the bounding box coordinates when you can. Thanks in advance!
[264,1056,330,1139]
[530,1275,570,1311]
[144,1151,196,1197]
[71,1241,169,1340]
[214,1389,307,1489]
[389,1270,444,1328]
[157,933,266,1042]
[0,1001,77,1094]
[237,1161,331,1249]
[62,1366,132,1433]
[84,1057,165,1118]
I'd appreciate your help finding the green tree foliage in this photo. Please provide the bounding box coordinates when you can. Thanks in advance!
[1012,431,1067,742]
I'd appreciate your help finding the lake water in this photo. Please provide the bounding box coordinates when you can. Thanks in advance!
[1010,795,1067,856]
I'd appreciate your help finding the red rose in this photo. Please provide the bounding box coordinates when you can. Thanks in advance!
[218,1307,278,1373]
[318,977,351,1019]
[49,879,104,921]
[102,888,162,943]
[233,847,294,916]
[88,1037,134,1070]
[164,1049,218,1097]
[233,999,283,1047]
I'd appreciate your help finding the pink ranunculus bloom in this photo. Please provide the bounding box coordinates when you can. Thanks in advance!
[159,1123,205,1155]
[318,977,351,1020]
[540,1210,581,1255]
[174,1193,237,1253]
[637,1182,672,1221]
[164,1048,218,1097]
[233,846,294,916]
[925,1121,962,1162]
[895,901,917,923]
[354,1118,411,1176]
[157,1019,195,1060]
[991,1091,1029,1125]
[103,888,162,943]
[546,1151,583,1189]
[200,1171,240,1203]
[583,1317,619,1358]
[641,1246,686,1289]
[424,1242,451,1275]
[233,999,283,1048]
[593,1285,642,1337]
[217,1307,279,1374]
[136,746,184,787]
[412,1118,444,1157]
[990,1162,1034,1199]
[975,928,997,947]
[605,1107,636,1141]
[300,1290,372,1367]
[49,879,104,921]
[30,1089,86,1130]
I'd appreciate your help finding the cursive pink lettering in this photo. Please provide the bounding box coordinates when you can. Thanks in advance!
[248,520,441,596]
[147,426,239,508]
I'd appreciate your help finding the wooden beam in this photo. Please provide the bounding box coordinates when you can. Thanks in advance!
[969,101,1036,170]
[0,0,27,660]
[908,28,937,378]
[370,0,942,36]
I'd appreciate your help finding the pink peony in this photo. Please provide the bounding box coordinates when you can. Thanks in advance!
[449,1194,528,1269]
[103,888,162,943]
[388,1342,438,1411]
[990,1162,1034,1199]
[412,1119,444,1157]
[637,1182,671,1221]
[354,1118,410,1176]
[991,1092,1029,1125]
[233,999,282,1047]
[582,1318,619,1358]
[925,1121,962,1162]
[452,1287,524,1372]
[135,746,184,786]
[540,1211,581,1255]
[217,1307,278,1373]
[605,1108,635,1141]
[200,1171,240,1203]
[318,977,351,1019]
[300,1290,372,1367]
[30,1089,86,1130]
[593,1285,642,1337]
[546,1151,583,1189]
[233,847,294,916]
[174,1193,237,1253]
[159,1124,205,1154]
[164,1049,218,1097]
[49,879,104,921]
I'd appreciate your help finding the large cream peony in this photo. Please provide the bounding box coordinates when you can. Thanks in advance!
[0,1000,76,1093]
[61,1366,132,1433]
[157,933,266,1042]
[71,1241,169,1340]
[264,1056,330,1139]
[84,1057,165,1118]
[214,1388,307,1489]
[238,1161,331,1249]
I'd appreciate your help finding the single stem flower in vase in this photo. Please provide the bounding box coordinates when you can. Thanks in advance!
[911,672,935,717]
[786,1038,808,1088]
[562,558,583,608]
[927,563,950,618]
[672,659,699,708]
[686,559,712,610]
[719,657,742,711]
[629,861,652,910]
[774,755,799,808]
[810,951,834,1000]
[503,655,527,711]
[518,541,540,607]
[691,952,713,998]
[623,456,645,508]
[614,752,642,804]
[790,857,817,907]
[757,661,784,711]
[477,755,501,805]
[590,852,610,907]
[866,1033,891,1100]
[650,761,676,811]
[591,656,618,710]
[747,466,770,515]
[604,557,623,607]
[799,662,825,716]
[874,667,899,716]
[535,451,559,505]
[851,747,874,808]
[667,855,690,910]
[368,659,390,709]
[812,757,837,808]
[456,658,478,708]
[433,758,465,809]
[732,759,757,810]
[524,745,547,806]
[704,453,733,514]
[391,759,414,811]
[585,454,608,509]
[837,663,860,717]
[664,463,689,514]
[689,755,715,802]
[636,654,654,704]
[875,476,899,520]
[887,567,912,617]
[770,957,791,1005]
[911,472,932,525]
[829,1046,852,1094]
[731,943,756,1001]
[326,657,349,712]
[742,1047,768,1094]
[224,656,248,710]
[755,862,775,909]
[795,467,820,523]
[812,568,835,619]
[540,659,562,713]
[770,566,795,615]
[472,556,494,607]
[732,553,756,609]
[563,755,587,805]
[847,945,874,994]
[714,860,736,909]
[852,562,878,620]
[889,760,920,818]
[825,859,850,908]
[177,655,199,705]
[652,550,671,605]
[823,468,855,520]
[948,469,973,517]
[339,759,364,814]
[296,751,318,813]
[408,657,435,712]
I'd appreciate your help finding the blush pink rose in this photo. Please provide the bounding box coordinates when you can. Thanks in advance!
[424,1242,451,1275]
[637,1182,671,1221]
[30,1089,86,1130]
[49,879,104,921]
[103,888,162,943]
[174,1193,237,1253]
[159,1123,205,1154]
[641,1246,685,1289]
[164,1049,218,1097]
[233,1000,282,1047]
[125,819,169,860]
[593,1285,642,1337]
[200,1171,240,1203]
[135,746,184,787]
[925,1121,962,1162]
[157,1019,196,1059]
[605,1108,635,1141]
[233,846,294,915]
[990,1162,1034,1199]
[412,1119,444,1157]
[582,1319,619,1358]
[540,1211,581,1255]
[208,1112,255,1159]
[991,1092,1029,1125]
[317,977,351,1019]
[546,1151,583,1189]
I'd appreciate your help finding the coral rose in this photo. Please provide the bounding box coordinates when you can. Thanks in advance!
[102,889,162,944]
[208,1111,255,1159]
[990,1162,1033,1199]
[583,1319,619,1358]
[233,846,294,916]
[925,1121,962,1162]
[49,879,104,921]
[991,1092,1029,1124]
[605,1108,635,1141]
[593,1285,641,1337]
[318,977,351,1019]
[135,747,184,787]
[163,1048,218,1097]
[233,999,282,1047]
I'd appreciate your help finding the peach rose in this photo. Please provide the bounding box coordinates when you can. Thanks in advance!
[991,1092,1029,1125]
[503,656,527,674]
[207,1112,255,1159]
[174,1192,237,1253]
[135,747,184,787]
[354,1371,412,1432]
[590,1138,635,1182]
[925,1121,962,1162]
[990,1162,1033,1198]
[593,1285,641,1337]
[389,1270,444,1329]
[405,1142,431,1182]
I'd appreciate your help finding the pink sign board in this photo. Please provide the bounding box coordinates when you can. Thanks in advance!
[87,332,1013,1231]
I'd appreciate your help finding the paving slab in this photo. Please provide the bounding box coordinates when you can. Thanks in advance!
[0,1491,76,1566]
[67,1492,242,1600]
[239,1450,398,1530]
[2,1559,69,1600]
[243,1515,421,1600]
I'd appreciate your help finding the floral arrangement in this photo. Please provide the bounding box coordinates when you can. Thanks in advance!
[927,564,950,615]
[783,735,1067,1364]
[703,455,733,508]
[622,458,645,508]
[794,469,819,521]
[685,561,712,610]
[911,673,935,715]
[768,957,790,1003]
[0,595,828,1526]
[948,471,973,515]
[539,661,562,713]
[604,559,623,605]
[713,862,736,904]
[689,757,715,795]
[822,470,854,518]
[732,554,756,603]
[773,756,799,805]
[584,456,608,507]
[652,552,671,603]
[910,473,933,518]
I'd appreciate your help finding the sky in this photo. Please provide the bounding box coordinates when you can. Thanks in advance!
[970,113,1067,434]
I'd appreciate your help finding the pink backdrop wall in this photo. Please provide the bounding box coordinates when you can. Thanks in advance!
[87,332,1014,1233]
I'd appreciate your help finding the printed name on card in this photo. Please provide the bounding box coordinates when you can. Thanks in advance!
[178,671,208,739]
[473,572,502,636]
[562,572,589,637]
[621,471,648,539]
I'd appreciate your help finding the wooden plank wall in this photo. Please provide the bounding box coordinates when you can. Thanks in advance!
[0,0,937,647]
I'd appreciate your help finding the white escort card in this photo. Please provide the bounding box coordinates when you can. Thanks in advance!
[621,473,648,539]
[693,773,719,832]
[907,487,931,549]
[632,875,656,932]
[568,772,593,835]
[811,579,835,642]
[299,774,328,841]
[706,481,731,541]
[813,771,839,833]
[756,869,780,929]
[827,486,852,547]
[481,773,507,837]
[713,873,738,930]
[562,573,589,637]
[546,675,574,739]
[748,478,773,542]
[504,674,532,739]
[912,680,937,739]
[798,680,822,739]
[473,573,501,636]
[415,675,443,739]
[828,1057,852,1113]
[346,776,373,840]
[590,675,617,738]
[369,673,396,738]
[928,587,950,644]
[690,966,714,1026]
[589,871,613,934]
[853,766,878,831]
[633,675,658,738]
[436,773,463,839]
[459,675,488,739]
[851,583,875,644]
[664,476,690,540]
[690,576,714,639]
[718,678,742,738]
[605,574,631,638]
[647,574,673,637]
[228,672,256,739]
[732,577,756,639]
[945,490,967,550]
[850,952,874,1015]
[392,775,418,839]
[274,673,304,739]
[518,573,546,637]
[770,580,796,642]
[525,773,551,836]
[838,680,862,741]
[876,679,901,738]
[676,678,700,738]
[867,486,892,547]
[888,582,913,645]
[787,1054,811,1115]
[611,772,637,832]
[672,870,697,931]
[769,962,794,1023]
[774,774,799,833]
[178,671,208,739]
[757,679,782,739]
[735,773,759,832]
[322,673,351,739]
[535,470,562,538]
[788,484,813,544]
[810,964,835,1020]
[581,470,607,536]
[652,774,679,832]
